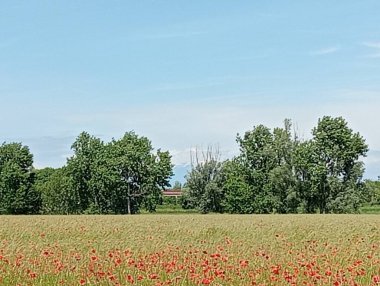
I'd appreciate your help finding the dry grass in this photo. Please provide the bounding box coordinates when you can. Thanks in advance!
[0,214,379,285]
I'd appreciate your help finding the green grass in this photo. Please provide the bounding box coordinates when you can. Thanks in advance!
[360,204,380,214]
[153,204,198,214]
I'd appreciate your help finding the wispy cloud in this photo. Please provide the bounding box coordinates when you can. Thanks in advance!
[152,80,223,92]
[5,85,379,176]
[125,30,207,42]
[9,88,380,179]
[310,46,340,56]
[362,41,380,58]
[142,30,206,40]
[363,42,380,49]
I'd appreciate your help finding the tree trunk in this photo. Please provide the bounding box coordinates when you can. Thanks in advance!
[127,196,131,215]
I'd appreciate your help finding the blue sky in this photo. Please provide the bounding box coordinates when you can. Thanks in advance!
[1,1,380,182]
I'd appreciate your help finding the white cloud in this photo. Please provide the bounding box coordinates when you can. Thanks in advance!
[363,150,380,179]
[60,89,380,163]
[12,89,379,179]
[362,41,380,58]
[363,150,380,165]
[363,42,380,49]
[310,46,340,56]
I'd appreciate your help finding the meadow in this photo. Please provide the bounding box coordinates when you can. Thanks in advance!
[0,215,379,286]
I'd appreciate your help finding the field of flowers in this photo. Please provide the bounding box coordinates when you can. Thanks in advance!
[0,215,379,286]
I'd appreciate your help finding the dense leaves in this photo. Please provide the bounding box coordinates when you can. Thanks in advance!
[107,132,173,214]
[0,132,172,214]
[185,117,370,214]
[0,143,40,214]
[182,147,224,213]
[36,167,76,214]
[0,116,375,214]
[366,178,380,205]
[65,131,173,214]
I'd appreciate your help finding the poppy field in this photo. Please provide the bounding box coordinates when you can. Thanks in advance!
[0,215,379,286]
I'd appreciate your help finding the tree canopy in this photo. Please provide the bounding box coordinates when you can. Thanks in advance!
[0,116,375,215]
[0,142,40,214]
[19,131,173,215]
[185,116,369,214]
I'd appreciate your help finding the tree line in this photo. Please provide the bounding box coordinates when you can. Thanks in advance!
[0,132,172,214]
[182,116,373,214]
[0,116,378,215]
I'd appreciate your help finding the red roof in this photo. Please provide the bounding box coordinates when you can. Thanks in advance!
[162,190,182,196]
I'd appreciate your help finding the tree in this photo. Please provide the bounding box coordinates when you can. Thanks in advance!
[183,117,369,214]
[107,132,173,214]
[66,132,106,213]
[220,158,253,213]
[0,142,40,214]
[36,167,77,214]
[365,177,380,205]
[65,131,173,214]
[183,146,224,213]
[172,181,182,190]
[295,116,368,213]
[267,119,297,213]
[293,140,317,213]
[231,120,296,213]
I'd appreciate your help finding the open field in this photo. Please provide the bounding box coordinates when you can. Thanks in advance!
[0,215,379,286]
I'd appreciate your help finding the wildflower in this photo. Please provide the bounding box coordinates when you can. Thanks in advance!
[373,275,380,284]
[126,274,134,284]
[149,273,159,279]
[240,260,249,267]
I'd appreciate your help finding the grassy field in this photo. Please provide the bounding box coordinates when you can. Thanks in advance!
[360,205,380,214]
[0,215,379,286]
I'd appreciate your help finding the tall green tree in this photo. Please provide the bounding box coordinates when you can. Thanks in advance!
[311,116,368,213]
[0,142,40,214]
[108,132,173,214]
[66,132,105,213]
[36,167,77,214]
[220,157,253,213]
[293,140,316,212]
[294,116,368,213]
[228,120,296,213]
[65,131,173,214]
[267,119,298,213]
[183,146,224,213]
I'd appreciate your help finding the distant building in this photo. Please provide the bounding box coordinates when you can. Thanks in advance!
[162,189,182,197]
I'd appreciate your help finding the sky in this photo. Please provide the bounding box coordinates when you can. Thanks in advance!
[1,1,380,182]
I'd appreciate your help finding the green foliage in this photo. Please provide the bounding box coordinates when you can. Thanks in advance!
[172,181,182,190]
[294,116,368,213]
[365,178,380,205]
[66,132,105,213]
[183,147,224,213]
[0,116,371,215]
[107,132,173,214]
[0,142,40,214]
[221,120,296,214]
[185,117,369,214]
[64,131,173,214]
[220,158,254,213]
[36,167,77,214]
[360,204,380,214]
